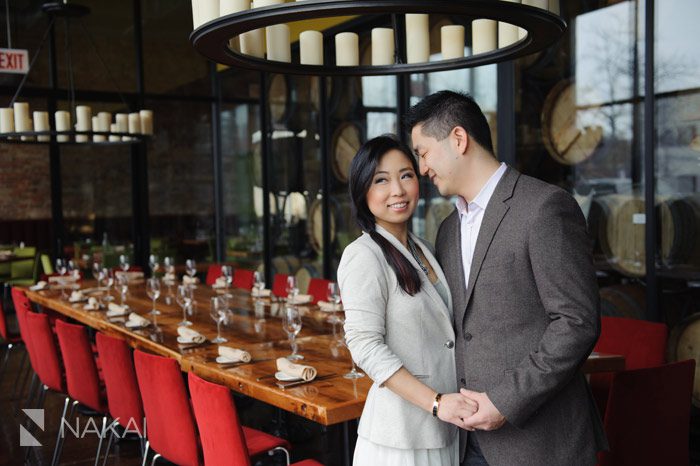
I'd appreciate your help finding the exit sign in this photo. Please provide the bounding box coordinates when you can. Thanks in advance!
[0,48,29,74]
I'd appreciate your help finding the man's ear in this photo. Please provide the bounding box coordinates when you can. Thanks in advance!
[451,126,470,155]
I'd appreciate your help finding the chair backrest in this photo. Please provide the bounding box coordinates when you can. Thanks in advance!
[594,316,668,369]
[271,274,289,298]
[95,333,145,433]
[55,320,106,412]
[11,246,37,279]
[307,278,331,305]
[206,264,222,286]
[25,310,64,393]
[0,300,8,341]
[598,360,695,466]
[133,350,200,466]
[188,372,251,466]
[233,269,255,290]
[41,254,54,275]
[11,288,36,365]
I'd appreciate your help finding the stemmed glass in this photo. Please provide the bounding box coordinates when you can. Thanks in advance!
[67,260,79,280]
[119,255,130,273]
[55,258,68,298]
[148,254,160,276]
[117,274,129,307]
[253,271,265,296]
[326,282,342,327]
[220,265,233,296]
[185,259,197,283]
[282,305,303,360]
[95,267,108,307]
[210,296,231,343]
[92,260,102,280]
[175,284,193,327]
[164,257,175,276]
[341,332,364,379]
[146,277,161,316]
[102,268,115,302]
[285,276,298,303]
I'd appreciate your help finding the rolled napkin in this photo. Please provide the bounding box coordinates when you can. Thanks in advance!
[30,281,48,291]
[164,272,177,282]
[218,346,252,363]
[107,302,129,317]
[84,297,99,311]
[251,288,271,298]
[317,300,342,312]
[115,271,144,282]
[289,294,313,305]
[182,275,199,285]
[49,275,78,283]
[212,276,228,289]
[127,312,150,327]
[69,290,86,302]
[276,357,317,381]
[177,326,206,344]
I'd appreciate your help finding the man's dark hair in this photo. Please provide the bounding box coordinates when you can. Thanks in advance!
[405,90,494,154]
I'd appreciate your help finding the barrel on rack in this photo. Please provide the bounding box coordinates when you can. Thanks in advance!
[667,312,700,407]
[660,195,700,269]
[256,255,301,279]
[599,284,647,320]
[307,198,337,254]
[295,262,323,294]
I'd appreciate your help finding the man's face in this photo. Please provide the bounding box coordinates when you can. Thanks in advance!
[410,124,459,197]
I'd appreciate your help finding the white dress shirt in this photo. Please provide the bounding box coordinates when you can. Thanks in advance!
[455,162,507,290]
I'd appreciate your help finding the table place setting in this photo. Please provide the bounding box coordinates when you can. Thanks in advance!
[272,357,336,389]
[251,288,272,298]
[83,297,100,311]
[177,326,208,350]
[106,302,130,318]
[125,312,151,329]
[288,294,314,305]
[68,290,88,303]
[316,300,342,312]
[215,345,252,366]
[29,280,48,291]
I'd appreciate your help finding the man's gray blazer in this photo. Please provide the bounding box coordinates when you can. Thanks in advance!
[435,167,607,466]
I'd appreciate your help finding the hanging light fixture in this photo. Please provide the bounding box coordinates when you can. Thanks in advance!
[190,0,566,76]
[0,1,153,144]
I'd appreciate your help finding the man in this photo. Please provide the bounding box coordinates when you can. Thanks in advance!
[406,91,607,466]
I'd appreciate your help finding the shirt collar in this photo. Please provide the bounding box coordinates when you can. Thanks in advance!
[456,163,508,217]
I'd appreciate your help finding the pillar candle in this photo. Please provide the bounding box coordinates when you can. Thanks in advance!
[199,0,219,25]
[115,113,128,133]
[499,0,520,48]
[98,112,112,132]
[240,29,264,57]
[335,32,359,66]
[371,28,394,66]
[300,30,323,65]
[520,0,548,39]
[126,113,141,141]
[220,0,248,15]
[13,102,29,132]
[33,111,50,141]
[55,111,70,142]
[253,0,281,7]
[441,25,465,60]
[109,123,120,142]
[191,0,201,29]
[266,24,290,62]
[92,116,105,142]
[21,118,34,141]
[548,0,560,15]
[75,105,91,142]
[405,14,429,64]
[472,19,497,55]
[140,110,154,135]
[0,108,14,133]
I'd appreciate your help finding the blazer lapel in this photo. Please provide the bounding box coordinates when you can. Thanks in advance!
[439,211,467,326]
[411,233,453,323]
[463,167,519,310]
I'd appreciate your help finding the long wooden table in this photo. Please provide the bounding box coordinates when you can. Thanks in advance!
[24,281,624,426]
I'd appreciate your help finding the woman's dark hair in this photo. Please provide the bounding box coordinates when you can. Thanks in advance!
[348,134,422,296]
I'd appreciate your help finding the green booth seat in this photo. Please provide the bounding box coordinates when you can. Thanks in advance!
[4,246,40,286]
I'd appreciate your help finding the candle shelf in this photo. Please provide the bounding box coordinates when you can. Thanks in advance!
[191,0,566,76]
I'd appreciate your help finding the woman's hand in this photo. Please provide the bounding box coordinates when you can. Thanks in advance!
[437,392,479,430]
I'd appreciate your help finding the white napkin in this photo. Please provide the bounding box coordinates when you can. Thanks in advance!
[69,290,85,302]
[183,275,199,285]
[115,271,144,283]
[218,346,251,363]
[127,312,150,327]
[317,300,342,312]
[83,297,99,311]
[177,326,206,343]
[30,281,48,291]
[276,357,317,381]
[107,303,129,317]
[251,288,271,298]
[289,294,313,305]
[163,272,177,282]
[212,277,227,289]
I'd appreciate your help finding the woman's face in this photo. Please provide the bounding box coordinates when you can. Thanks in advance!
[366,149,419,231]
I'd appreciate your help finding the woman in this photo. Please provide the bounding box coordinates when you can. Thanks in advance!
[338,135,476,465]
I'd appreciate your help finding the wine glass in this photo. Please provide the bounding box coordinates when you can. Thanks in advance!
[282,305,303,360]
[95,267,108,307]
[164,257,175,276]
[102,268,115,302]
[146,277,161,316]
[148,254,160,276]
[185,259,197,280]
[55,258,68,298]
[210,296,230,343]
[326,282,342,327]
[285,276,298,302]
[253,271,265,295]
[117,274,129,307]
[340,332,364,379]
[119,254,130,273]
[175,284,193,327]
[67,259,79,280]
[92,260,102,280]
[221,265,233,296]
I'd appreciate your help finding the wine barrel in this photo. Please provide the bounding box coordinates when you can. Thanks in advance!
[308,198,337,254]
[331,123,362,184]
[269,74,289,123]
[660,195,700,269]
[295,262,322,294]
[425,198,456,245]
[592,194,646,277]
[667,312,700,406]
[257,255,302,278]
[599,284,646,320]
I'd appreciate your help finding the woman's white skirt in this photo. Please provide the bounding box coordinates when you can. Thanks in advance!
[353,435,458,466]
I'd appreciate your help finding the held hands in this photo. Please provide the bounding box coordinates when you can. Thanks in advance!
[458,389,506,431]
[437,392,479,430]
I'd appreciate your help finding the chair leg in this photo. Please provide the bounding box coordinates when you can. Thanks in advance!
[149,453,162,466]
[14,361,33,414]
[141,440,150,466]
[23,385,49,463]
[50,396,71,466]
[51,399,78,466]
[100,420,118,466]
[270,446,291,466]
[0,343,13,381]
[93,416,107,466]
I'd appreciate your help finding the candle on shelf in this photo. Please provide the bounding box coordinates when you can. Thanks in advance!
[266,24,290,62]
[98,112,111,133]
[115,113,128,134]
[299,30,323,65]
[75,105,92,142]
[472,19,497,55]
[335,32,359,66]
[548,0,560,14]
[520,0,548,39]
[92,116,105,142]
[371,28,395,66]
[220,0,248,15]
[126,112,141,141]
[0,108,14,133]
[199,0,220,26]
[21,118,34,141]
[499,0,520,48]
[441,25,465,60]
[13,102,29,132]
[253,0,282,7]
[55,111,70,142]
[405,14,429,64]
[240,29,264,58]
[109,123,120,142]
[140,110,154,135]
[33,111,50,141]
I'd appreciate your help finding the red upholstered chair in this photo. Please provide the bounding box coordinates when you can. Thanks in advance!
[206,264,223,286]
[188,372,322,466]
[0,299,22,381]
[591,316,668,415]
[55,320,110,466]
[272,274,289,298]
[11,287,41,409]
[233,269,255,290]
[134,349,201,466]
[598,360,695,466]
[306,278,331,305]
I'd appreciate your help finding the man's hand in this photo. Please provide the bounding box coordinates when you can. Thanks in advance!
[437,392,479,430]
[460,389,506,431]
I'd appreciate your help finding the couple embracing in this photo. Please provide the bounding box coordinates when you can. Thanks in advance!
[338,91,607,466]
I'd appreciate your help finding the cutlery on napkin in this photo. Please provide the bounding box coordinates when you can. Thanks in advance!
[276,357,317,381]
[218,346,252,363]
[177,326,206,344]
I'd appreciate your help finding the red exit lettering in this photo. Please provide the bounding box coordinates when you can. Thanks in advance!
[0,48,29,74]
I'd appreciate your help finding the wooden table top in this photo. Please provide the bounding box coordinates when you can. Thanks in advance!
[24,281,624,425]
